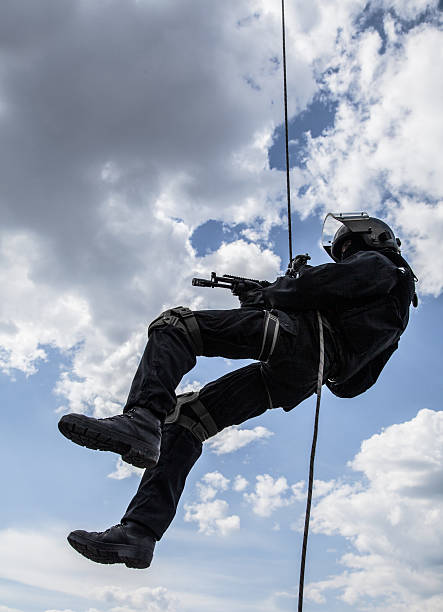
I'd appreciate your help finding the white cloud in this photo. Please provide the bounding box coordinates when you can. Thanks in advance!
[312,479,336,498]
[244,474,295,517]
[0,527,181,605]
[0,526,285,612]
[0,606,25,612]
[244,475,333,521]
[198,239,282,280]
[44,588,178,612]
[298,15,443,294]
[0,232,92,376]
[207,425,274,455]
[107,458,144,480]
[184,471,240,535]
[176,380,203,395]
[305,409,443,610]
[196,471,230,502]
[233,475,249,492]
[371,0,439,20]
[386,197,443,297]
[53,327,147,417]
[184,499,240,536]
[93,585,177,612]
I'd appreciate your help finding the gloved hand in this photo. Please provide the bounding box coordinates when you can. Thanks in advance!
[285,253,311,277]
[231,280,267,308]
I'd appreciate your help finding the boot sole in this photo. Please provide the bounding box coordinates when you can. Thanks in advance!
[67,531,153,569]
[58,414,159,469]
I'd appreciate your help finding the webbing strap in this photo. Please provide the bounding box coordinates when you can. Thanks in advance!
[166,391,219,442]
[148,307,203,355]
[171,307,204,355]
[259,312,280,361]
[175,414,209,442]
[188,397,219,439]
[259,363,274,410]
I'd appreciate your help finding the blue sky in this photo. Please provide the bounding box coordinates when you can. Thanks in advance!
[1,1,442,611]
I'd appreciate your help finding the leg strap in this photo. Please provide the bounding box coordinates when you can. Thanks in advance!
[165,391,219,442]
[148,306,203,355]
[258,311,280,361]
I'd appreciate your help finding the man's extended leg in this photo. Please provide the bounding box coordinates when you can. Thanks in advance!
[66,422,203,569]
[67,362,269,567]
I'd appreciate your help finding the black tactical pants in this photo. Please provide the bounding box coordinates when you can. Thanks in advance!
[121,308,336,539]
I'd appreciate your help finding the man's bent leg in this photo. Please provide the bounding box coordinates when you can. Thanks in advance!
[123,308,268,419]
[59,307,274,469]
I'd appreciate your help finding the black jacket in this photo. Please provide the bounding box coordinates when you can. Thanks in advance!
[260,250,415,398]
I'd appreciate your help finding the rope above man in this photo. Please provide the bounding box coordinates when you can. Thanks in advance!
[57,212,417,569]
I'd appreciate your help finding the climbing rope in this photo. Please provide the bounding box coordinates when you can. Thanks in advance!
[298,312,325,611]
[281,0,293,263]
[280,3,325,609]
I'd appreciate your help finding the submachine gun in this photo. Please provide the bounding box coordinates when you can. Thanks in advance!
[191,272,266,289]
[192,254,311,290]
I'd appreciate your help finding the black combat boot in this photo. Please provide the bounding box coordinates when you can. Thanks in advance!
[67,521,156,569]
[58,407,161,468]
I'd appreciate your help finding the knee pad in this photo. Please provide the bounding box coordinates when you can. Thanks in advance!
[165,391,219,442]
[148,306,203,355]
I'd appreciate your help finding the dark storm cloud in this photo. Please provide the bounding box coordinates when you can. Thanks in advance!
[0,0,275,279]
[0,0,300,369]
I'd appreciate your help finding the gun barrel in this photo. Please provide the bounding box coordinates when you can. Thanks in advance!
[192,272,262,289]
[192,277,213,287]
[192,275,237,289]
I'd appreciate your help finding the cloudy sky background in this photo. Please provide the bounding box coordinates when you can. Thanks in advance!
[1,1,442,611]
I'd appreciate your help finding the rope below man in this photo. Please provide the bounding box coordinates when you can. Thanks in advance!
[58,212,417,569]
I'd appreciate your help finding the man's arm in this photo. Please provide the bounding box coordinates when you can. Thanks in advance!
[261,251,399,311]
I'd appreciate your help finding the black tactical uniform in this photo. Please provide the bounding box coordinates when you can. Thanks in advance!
[120,248,415,541]
[58,214,416,568]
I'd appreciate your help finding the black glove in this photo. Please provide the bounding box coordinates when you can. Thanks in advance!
[231,280,267,308]
[285,253,311,277]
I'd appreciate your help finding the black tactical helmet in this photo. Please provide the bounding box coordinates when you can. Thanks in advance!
[322,212,401,262]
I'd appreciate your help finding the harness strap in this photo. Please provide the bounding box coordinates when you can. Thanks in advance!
[165,391,218,442]
[188,396,219,439]
[259,311,280,361]
[171,307,204,354]
[148,306,204,355]
[259,363,274,409]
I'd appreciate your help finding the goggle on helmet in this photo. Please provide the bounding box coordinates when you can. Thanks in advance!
[322,212,401,262]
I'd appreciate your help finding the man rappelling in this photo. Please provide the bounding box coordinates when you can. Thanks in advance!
[58,212,417,569]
